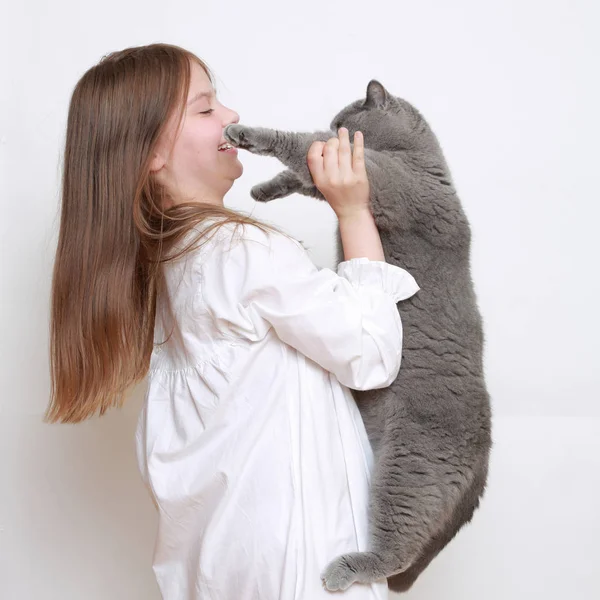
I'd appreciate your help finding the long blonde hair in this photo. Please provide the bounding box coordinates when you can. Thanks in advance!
[45,43,295,424]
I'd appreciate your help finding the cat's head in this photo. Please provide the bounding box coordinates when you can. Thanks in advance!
[330,80,437,153]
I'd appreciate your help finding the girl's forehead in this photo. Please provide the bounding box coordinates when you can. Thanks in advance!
[190,61,212,85]
[186,64,214,100]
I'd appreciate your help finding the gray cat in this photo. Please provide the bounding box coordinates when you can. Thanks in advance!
[223,80,492,594]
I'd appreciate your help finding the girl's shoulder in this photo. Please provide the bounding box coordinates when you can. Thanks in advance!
[190,217,305,257]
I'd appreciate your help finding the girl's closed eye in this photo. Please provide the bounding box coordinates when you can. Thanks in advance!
[199,109,214,115]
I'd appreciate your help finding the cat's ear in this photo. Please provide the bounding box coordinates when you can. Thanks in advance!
[364,79,389,109]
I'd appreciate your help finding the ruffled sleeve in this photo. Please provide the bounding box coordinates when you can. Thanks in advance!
[336,256,420,303]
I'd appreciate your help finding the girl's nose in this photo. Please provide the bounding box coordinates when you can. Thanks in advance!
[227,110,240,126]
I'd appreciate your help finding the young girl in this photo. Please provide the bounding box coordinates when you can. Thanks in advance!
[46,43,419,599]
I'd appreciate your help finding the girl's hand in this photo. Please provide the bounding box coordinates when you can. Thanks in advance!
[307,127,371,220]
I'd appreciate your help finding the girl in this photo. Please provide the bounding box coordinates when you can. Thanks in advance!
[46,43,419,599]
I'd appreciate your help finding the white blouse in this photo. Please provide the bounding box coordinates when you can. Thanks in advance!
[135,218,420,600]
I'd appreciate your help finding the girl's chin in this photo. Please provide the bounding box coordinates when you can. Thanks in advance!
[227,158,243,178]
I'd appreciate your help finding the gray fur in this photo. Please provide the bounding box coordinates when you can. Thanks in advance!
[224,80,492,593]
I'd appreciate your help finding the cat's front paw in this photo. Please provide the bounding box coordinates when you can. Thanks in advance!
[223,124,255,151]
[250,170,303,202]
[250,184,276,202]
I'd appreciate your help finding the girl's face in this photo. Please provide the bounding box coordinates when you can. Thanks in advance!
[150,61,242,207]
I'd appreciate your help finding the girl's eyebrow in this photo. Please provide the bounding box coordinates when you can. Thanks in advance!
[187,90,215,106]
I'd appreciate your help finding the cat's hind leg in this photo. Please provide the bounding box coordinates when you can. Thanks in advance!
[320,551,391,592]
[321,427,449,591]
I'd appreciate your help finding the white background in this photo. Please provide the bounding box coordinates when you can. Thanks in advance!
[1,0,598,598]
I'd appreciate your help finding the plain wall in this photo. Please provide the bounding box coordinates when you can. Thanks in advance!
[1,0,598,598]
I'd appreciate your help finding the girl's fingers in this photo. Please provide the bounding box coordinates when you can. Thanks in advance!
[307,141,325,183]
[323,135,339,176]
[338,128,352,177]
[352,131,365,174]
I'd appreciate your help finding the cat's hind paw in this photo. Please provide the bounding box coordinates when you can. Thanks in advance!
[320,554,359,592]
[321,551,389,591]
